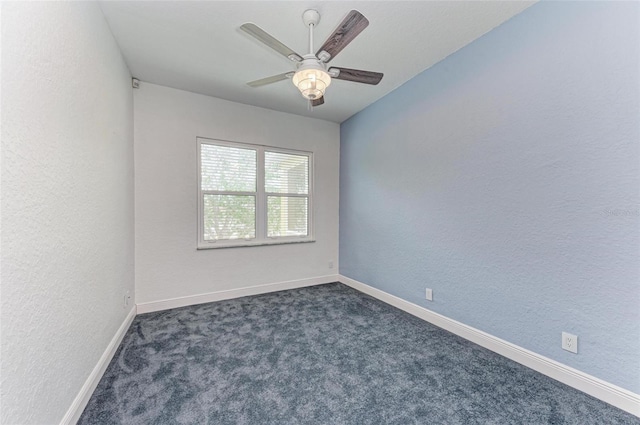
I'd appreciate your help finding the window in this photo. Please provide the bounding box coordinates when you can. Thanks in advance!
[197,137,313,248]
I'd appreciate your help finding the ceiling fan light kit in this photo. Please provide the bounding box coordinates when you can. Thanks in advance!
[292,66,331,100]
[240,8,383,108]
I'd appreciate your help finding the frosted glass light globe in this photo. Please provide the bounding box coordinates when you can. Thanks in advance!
[292,68,331,100]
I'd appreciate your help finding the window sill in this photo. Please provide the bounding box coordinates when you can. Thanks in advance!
[197,239,315,250]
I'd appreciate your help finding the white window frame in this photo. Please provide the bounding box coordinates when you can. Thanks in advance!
[197,137,314,249]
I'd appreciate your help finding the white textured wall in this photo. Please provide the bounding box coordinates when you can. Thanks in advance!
[1,3,134,424]
[134,83,339,304]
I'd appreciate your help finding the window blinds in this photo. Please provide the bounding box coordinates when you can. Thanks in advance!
[265,151,309,237]
[201,144,257,241]
[201,144,256,192]
[198,139,312,246]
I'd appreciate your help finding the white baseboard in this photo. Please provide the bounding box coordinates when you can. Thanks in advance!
[339,274,640,418]
[60,306,137,425]
[136,274,340,314]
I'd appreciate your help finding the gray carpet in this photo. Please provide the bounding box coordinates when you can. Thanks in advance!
[79,283,639,424]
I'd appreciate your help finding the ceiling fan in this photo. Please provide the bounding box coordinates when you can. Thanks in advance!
[240,9,383,107]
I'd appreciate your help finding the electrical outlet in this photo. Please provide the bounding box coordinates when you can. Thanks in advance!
[124,291,131,308]
[328,261,334,269]
[562,332,578,354]
[425,288,433,301]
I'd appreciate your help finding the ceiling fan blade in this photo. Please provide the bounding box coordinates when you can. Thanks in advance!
[247,72,293,87]
[316,10,369,63]
[240,23,303,62]
[311,97,325,107]
[329,67,383,85]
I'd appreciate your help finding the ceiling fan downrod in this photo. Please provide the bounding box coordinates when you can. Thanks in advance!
[302,9,320,55]
[292,9,331,102]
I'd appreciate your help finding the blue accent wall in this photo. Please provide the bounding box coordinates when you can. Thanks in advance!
[339,1,639,392]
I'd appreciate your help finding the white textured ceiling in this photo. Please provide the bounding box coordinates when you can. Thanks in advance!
[99,1,534,123]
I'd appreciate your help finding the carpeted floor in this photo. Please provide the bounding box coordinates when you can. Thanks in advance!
[79,283,639,424]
